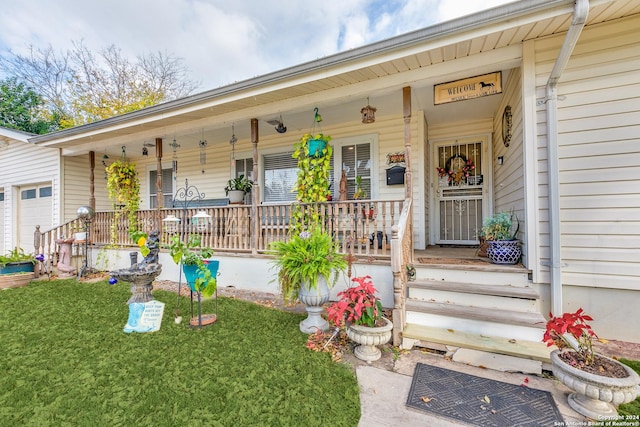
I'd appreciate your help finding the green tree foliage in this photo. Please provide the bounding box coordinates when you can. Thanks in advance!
[0,77,59,134]
[0,41,199,129]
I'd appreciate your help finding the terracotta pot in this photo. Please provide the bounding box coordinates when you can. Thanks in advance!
[550,349,640,419]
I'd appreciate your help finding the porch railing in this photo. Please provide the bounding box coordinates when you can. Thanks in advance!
[33,218,86,278]
[90,199,404,255]
[391,198,413,346]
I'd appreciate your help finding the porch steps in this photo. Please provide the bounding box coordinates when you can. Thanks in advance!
[402,264,549,361]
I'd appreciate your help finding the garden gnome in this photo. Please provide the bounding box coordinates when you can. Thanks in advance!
[339,170,348,201]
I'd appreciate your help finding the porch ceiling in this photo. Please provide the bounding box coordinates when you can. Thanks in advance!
[30,0,639,157]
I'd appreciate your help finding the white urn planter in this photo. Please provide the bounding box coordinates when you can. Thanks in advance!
[550,350,640,419]
[346,317,393,362]
[298,276,330,334]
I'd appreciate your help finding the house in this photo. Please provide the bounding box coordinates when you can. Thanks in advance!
[5,0,639,356]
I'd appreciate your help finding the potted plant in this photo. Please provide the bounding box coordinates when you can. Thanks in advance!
[480,211,521,264]
[543,309,640,419]
[225,175,253,204]
[106,159,141,245]
[0,248,37,289]
[269,227,347,333]
[169,234,218,326]
[327,275,392,362]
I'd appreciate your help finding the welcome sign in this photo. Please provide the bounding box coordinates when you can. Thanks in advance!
[434,72,502,105]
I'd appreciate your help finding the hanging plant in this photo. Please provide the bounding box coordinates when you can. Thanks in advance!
[106,159,141,245]
[291,108,333,233]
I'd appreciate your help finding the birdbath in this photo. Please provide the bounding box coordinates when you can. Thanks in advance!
[54,237,76,277]
[110,230,164,333]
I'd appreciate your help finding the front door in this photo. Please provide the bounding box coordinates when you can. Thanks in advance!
[433,135,489,245]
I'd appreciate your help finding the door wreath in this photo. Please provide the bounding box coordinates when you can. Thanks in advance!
[437,154,475,185]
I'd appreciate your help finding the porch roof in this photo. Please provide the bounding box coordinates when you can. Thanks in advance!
[29,0,638,156]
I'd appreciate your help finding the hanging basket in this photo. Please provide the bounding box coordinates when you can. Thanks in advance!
[307,139,327,157]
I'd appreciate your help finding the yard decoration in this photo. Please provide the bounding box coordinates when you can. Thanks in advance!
[0,247,36,289]
[109,230,164,333]
[543,309,640,418]
[327,275,392,362]
[169,234,218,327]
[106,158,141,246]
[480,211,521,264]
[270,227,347,333]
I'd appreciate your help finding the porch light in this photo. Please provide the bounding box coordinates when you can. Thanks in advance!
[162,214,181,234]
[192,211,211,232]
[360,97,376,124]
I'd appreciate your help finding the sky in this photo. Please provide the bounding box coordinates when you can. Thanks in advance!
[0,0,514,92]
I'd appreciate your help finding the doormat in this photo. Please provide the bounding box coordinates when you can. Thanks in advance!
[406,363,564,426]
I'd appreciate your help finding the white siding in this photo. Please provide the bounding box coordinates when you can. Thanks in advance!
[533,15,640,292]
[0,140,60,250]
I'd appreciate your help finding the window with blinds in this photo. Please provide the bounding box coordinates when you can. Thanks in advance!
[149,168,173,208]
[341,143,371,199]
[263,151,297,203]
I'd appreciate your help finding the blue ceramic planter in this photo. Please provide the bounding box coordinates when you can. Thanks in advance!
[0,261,35,275]
[307,139,327,157]
[182,260,219,292]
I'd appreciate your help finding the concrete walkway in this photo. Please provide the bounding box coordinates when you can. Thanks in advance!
[356,349,586,426]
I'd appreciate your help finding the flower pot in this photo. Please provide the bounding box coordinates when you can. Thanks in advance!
[550,350,640,419]
[298,276,330,334]
[307,139,326,157]
[486,240,521,264]
[182,260,219,293]
[228,190,245,204]
[347,317,393,362]
[0,261,34,275]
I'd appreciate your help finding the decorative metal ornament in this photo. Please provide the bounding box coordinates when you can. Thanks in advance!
[361,97,376,124]
[502,105,512,147]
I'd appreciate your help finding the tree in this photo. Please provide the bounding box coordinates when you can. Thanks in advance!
[0,77,59,134]
[0,41,199,128]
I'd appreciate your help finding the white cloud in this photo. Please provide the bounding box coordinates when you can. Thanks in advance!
[0,0,513,91]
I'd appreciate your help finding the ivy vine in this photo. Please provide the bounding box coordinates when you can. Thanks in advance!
[291,133,332,232]
[106,160,140,245]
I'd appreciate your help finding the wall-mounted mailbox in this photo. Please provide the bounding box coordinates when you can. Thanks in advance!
[386,165,405,185]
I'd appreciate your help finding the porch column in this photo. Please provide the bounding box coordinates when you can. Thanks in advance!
[89,151,96,212]
[402,86,414,263]
[402,86,412,200]
[155,138,163,228]
[251,118,259,254]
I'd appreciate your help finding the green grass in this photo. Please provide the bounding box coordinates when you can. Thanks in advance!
[619,359,640,416]
[0,279,360,426]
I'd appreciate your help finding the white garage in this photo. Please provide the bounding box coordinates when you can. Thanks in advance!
[18,184,53,254]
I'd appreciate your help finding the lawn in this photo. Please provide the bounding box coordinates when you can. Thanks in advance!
[0,279,361,426]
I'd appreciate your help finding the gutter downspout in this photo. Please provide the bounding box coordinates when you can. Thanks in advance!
[545,0,589,316]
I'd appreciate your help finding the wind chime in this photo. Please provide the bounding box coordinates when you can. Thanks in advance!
[229,124,237,173]
[170,137,180,186]
[199,129,207,174]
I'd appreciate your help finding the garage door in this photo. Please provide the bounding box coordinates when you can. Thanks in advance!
[19,185,52,253]
[0,190,4,254]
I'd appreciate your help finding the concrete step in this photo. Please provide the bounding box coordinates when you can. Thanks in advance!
[402,323,551,363]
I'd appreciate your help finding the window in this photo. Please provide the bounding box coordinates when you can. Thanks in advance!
[21,189,36,200]
[263,152,297,203]
[235,158,254,181]
[0,192,4,202]
[39,186,52,197]
[149,168,173,208]
[340,143,371,199]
